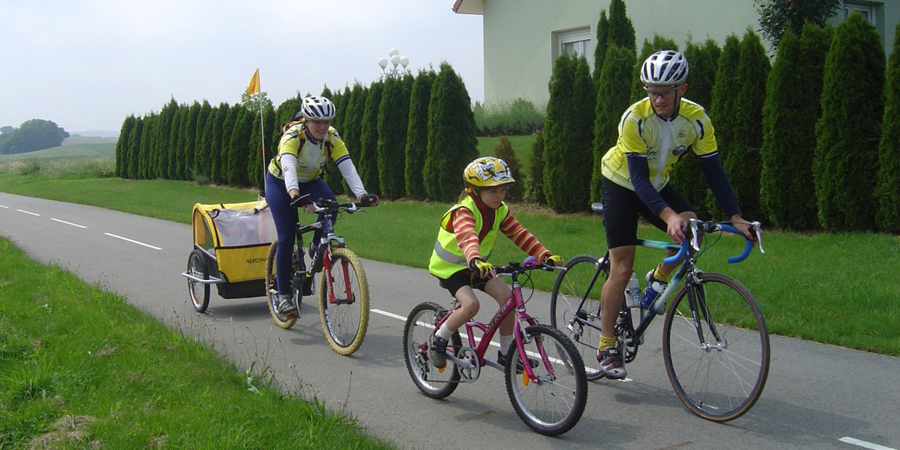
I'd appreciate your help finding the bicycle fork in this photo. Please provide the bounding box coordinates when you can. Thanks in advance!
[686,279,727,352]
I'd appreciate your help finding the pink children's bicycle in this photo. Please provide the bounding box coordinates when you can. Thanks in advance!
[402,257,588,436]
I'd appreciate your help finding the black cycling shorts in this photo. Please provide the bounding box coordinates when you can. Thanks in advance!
[437,270,490,297]
[602,177,693,249]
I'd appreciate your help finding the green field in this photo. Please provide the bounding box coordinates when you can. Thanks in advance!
[0,143,116,162]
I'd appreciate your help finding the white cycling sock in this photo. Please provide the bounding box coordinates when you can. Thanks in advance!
[499,334,513,355]
[436,323,453,340]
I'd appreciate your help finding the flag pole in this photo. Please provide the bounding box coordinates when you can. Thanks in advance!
[247,68,266,197]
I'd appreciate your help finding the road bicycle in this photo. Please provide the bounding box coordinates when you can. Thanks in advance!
[403,257,588,436]
[265,196,370,356]
[550,206,768,422]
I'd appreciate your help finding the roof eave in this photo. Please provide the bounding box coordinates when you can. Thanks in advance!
[452,0,483,15]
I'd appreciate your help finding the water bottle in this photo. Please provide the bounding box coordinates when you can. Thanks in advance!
[624,271,641,308]
[640,271,666,314]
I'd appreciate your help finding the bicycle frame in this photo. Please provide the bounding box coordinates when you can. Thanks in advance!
[292,201,359,305]
[435,263,556,381]
[569,219,764,354]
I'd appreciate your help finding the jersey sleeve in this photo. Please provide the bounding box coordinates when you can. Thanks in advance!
[618,111,647,155]
[691,111,717,156]
[328,128,350,163]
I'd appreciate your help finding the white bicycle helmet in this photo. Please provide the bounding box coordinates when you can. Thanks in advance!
[299,96,336,120]
[640,50,689,86]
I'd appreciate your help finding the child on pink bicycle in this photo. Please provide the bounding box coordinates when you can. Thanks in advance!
[427,157,563,369]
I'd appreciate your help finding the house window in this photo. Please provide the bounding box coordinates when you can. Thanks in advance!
[843,2,876,24]
[559,28,591,59]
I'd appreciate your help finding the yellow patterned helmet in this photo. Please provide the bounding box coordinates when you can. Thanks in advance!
[463,157,515,188]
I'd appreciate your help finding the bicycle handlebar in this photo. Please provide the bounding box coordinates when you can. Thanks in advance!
[495,256,567,277]
[663,220,764,265]
[289,195,366,214]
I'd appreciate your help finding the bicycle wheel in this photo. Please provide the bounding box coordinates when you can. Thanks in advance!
[402,302,461,399]
[318,247,369,356]
[187,249,210,313]
[265,239,299,330]
[550,254,606,381]
[663,272,770,422]
[505,324,588,436]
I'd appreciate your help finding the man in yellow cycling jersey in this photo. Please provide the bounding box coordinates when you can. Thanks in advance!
[597,50,754,379]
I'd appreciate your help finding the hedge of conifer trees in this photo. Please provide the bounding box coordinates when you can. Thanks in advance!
[113,7,900,234]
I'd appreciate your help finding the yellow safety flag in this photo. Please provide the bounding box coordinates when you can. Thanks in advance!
[246,69,260,96]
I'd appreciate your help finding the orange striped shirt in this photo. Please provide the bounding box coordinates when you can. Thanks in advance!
[450,207,552,265]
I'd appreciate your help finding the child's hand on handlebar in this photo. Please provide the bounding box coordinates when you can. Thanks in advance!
[469,258,496,279]
[544,254,564,267]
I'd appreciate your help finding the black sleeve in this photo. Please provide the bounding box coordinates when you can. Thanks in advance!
[626,153,669,216]
[699,152,742,217]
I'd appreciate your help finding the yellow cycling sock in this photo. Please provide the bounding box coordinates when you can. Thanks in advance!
[653,264,673,283]
[599,335,617,351]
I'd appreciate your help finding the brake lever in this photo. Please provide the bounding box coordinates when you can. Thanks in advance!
[752,221,765,254]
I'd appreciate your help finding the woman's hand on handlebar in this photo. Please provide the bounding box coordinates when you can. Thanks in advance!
[289,189,316,214]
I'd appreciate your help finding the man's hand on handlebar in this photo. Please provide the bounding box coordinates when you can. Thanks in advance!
[730,214,756,244]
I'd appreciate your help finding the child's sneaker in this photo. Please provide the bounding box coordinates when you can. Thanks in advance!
[640,270,667,315]
[429,335,449,369]
[597,347,627,379]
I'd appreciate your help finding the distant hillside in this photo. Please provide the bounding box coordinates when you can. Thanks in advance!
[63,135,118,146]
[71,130,119,138]
[0,143,115,162]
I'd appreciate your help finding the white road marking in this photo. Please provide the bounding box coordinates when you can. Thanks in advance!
[104,233,162,250]
[372,309,407,321]
[0,204,8,208]
[51,218,87,229]
[840,437,896,450]
[16,209,40,216]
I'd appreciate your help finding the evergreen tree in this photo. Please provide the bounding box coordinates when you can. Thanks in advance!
[592,10,610,81]
[359,81,384,190]
[193,101,212,180]
[525,131,546,205]
[154,98,178,179]
[197,106,218,183]
[136,115,153,179]
[877,21,900,233]
[214,104,237,185]
[760,25,830,230]
[707,35,742,214]
[492,136,524,201]
[723,29,770,221]
[544,54,595,213]
[115,116,135,178]
[377,76,411,199]
[228,107,253,187]
[127,118,143,180]
[591,45,635,203]
[167,106,185,180]
[343,84,368,175]
[668,39,720,219]
[631,36,679,103]
[178,102,200,180]
[405,70,436,200]
[424,62,478,202]
[815,13,884,231]
[607,0,636,54]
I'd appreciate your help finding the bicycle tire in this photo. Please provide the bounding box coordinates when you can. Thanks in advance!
[187,249,210,313]
[662,272,770,422]
[403,302,461,399]
[505,324,588,436]
[318,247,369,356]
[550,254,607,381]
[265,239,299,329]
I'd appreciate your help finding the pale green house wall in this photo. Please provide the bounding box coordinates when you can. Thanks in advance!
[460,0,899,109]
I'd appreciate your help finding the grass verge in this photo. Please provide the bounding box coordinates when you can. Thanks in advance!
[0,236,396,449]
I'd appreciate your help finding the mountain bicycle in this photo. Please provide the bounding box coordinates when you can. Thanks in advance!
[550,207,768,422]
[403,257,588,436]
[265,196,370,356]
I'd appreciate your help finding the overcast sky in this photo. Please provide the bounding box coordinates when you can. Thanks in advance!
[0,0,484,135]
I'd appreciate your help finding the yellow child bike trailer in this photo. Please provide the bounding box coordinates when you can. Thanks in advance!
[182,198,277,312]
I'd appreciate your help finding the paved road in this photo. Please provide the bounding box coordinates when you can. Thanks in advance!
[1,192,898,450]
